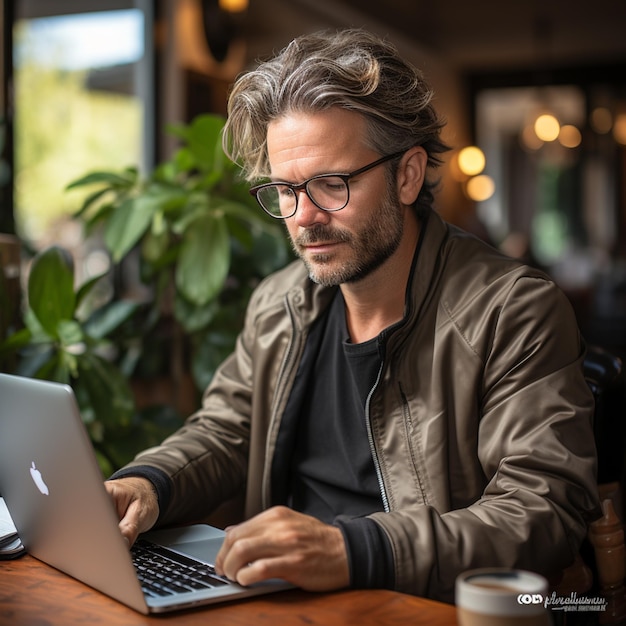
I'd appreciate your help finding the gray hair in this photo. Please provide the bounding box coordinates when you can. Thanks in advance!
[224,28,449,213]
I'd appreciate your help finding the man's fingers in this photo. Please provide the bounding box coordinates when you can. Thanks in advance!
[232,555,296,587]
[104,477,159,546]
[214,507,350,591]
[118,513,142,546]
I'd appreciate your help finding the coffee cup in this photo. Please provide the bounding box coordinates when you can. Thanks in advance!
[455,568,552,626]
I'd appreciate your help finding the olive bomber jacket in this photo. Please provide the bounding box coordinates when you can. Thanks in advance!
[124,210,600,602]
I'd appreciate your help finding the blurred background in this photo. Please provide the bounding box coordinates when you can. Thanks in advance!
[2,0,626,358]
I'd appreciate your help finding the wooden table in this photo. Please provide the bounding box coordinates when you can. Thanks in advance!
[0,555,458,625]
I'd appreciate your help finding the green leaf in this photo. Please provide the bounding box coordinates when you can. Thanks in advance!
[165,121,188,141]
[172,193,210,235]
[22,307,54,343]
[75,272,108,309]
[84,299,139,339]
[66,168,137,191]
[28,246,76,337]
[103,183,190,262]
[73,186,113,218]
[176,213,230,306]
[104,196,155,262]
[172,146,195,174]
[79,202,117,231]
[184,115,226,173]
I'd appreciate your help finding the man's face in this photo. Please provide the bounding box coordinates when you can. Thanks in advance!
[266,109,406,287]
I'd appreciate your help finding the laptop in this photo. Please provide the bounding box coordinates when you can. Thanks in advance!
[0,373,291,614]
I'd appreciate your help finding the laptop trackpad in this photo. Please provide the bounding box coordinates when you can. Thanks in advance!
[142,524,225,565]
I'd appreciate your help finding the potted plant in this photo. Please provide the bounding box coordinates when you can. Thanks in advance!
[0,245,151,474]
[1,114,290,474]
[69,113,289,395]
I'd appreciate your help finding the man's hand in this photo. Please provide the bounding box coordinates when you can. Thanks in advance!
[104,477,159,546]
[214,506,350,592]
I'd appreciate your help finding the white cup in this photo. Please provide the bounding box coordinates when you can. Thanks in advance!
[455,568,552,626]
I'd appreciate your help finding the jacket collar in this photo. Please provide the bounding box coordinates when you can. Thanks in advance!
[286,209,449,336]
[403,210,448,326]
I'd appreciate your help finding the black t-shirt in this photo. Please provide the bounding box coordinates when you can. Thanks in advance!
[272,289,394,589]
[289,290,384,520]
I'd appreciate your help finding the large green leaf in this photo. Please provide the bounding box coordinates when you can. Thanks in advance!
[104,186,189,262]
[104,197,148,262]
[22,307,53,343]
[27,246,76,338]
[103,196,155,262]
[180,115,225,173]
[176,213,230,306]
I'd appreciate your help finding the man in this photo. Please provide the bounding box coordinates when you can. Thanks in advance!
[106,29,599,602]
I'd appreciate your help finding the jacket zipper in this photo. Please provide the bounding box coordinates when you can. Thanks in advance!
[365,360,390,513]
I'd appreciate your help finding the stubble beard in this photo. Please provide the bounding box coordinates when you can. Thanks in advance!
[290,188,405,287]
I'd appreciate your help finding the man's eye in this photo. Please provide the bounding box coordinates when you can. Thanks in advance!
[318,179,345,192]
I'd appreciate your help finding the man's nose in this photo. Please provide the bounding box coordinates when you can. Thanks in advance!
[293,190,330,227]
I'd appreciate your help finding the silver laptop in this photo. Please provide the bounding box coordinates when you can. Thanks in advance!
[0,373,291,614]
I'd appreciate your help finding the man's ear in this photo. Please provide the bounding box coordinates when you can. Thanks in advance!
[397,146,427,206]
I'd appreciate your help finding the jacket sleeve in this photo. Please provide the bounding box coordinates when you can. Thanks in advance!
[368,274,600,603]
[119,294,264,526]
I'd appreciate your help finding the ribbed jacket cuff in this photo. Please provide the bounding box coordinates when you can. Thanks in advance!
[108,465,173,525]
[334,515,396,589]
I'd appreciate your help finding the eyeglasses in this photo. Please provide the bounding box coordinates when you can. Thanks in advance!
[249,150,405,219]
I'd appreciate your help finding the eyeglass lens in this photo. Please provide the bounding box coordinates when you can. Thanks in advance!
[256,176,349,217]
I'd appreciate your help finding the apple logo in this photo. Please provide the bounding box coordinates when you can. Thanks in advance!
[30,461,50,495]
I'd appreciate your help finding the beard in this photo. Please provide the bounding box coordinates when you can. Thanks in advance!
[290,185,404,287]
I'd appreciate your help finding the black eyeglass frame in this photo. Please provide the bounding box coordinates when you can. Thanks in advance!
[249,150,406,219]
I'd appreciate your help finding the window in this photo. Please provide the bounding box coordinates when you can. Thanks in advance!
[11,0,154,246]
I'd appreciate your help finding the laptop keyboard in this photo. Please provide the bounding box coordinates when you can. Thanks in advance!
[131,539,230,598]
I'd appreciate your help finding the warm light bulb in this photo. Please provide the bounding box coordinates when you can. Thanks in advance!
[466,175,495,202]
[457,146,486,176]
[613,114,626,145]
[558,125,582,149]
[534,114,560,142]
[219,0,248,11]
